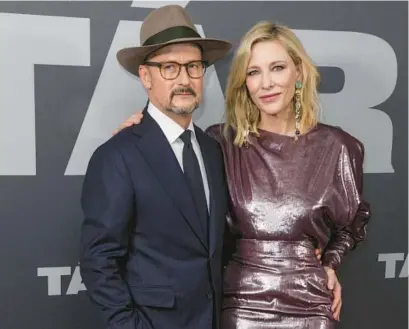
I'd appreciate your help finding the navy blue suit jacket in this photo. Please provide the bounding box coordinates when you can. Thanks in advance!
[80,111,229,329]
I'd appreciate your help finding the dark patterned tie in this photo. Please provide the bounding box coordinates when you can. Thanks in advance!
[179,130,208,237]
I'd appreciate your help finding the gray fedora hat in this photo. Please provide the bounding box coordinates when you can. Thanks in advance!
[116,4,232,77]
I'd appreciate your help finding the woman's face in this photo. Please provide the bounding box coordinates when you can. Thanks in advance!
[245,40,300,118]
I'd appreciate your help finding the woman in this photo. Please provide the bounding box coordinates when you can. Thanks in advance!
[205,21,370,329]
[116,21,370,329]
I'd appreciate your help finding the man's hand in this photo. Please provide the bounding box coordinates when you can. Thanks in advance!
[314,249,341,321]
[324,266,342,321]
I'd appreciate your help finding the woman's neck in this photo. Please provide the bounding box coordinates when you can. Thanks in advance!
[258,107,296,136]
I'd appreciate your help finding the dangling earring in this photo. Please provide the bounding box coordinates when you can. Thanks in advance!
[294,80,302,141]
[243,110,250,147]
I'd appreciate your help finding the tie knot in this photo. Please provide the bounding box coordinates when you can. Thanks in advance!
[180,129,192,145]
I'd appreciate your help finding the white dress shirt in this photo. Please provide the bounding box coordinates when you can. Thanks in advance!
[148,102,210,210]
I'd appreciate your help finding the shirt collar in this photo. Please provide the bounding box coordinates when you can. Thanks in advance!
[147,102,195,144]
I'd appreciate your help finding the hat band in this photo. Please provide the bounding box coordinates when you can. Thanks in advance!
[143,26,201,46]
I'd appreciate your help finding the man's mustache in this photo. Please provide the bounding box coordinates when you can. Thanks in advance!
[171,87,197,97]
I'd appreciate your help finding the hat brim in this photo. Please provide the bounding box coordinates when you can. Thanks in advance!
[116,37,232,77]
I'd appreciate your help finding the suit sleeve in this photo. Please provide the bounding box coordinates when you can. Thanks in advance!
[321,140,371,270]
[79,142,146,329]
[222,211,237,271]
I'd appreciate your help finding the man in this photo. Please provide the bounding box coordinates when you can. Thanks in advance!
[80,5,231,329]
[80,5,342,329]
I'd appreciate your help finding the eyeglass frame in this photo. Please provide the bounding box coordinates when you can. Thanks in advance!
[143,60,209,80]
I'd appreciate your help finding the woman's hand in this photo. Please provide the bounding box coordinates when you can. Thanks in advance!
[113,112,144,135]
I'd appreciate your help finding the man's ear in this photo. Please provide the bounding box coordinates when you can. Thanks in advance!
[139,65,152,90]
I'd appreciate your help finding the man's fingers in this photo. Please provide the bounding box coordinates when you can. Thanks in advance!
[333,300,342,321]
[327,274,335,290]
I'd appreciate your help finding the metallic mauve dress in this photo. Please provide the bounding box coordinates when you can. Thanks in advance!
[206,123,371,329]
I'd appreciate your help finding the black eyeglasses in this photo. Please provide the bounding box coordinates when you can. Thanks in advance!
[143,60,208,80]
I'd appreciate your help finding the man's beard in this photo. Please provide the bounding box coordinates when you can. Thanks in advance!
[166,87,199,116]
[167,101,199,116]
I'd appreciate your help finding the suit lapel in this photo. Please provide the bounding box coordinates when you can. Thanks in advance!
[133,112,208,250]
[195,126,220,255]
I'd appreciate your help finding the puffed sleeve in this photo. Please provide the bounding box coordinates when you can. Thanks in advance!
[205,123,225,143]
[321,137,371,270]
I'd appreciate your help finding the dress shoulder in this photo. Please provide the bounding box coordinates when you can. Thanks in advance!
[205,123,233,145]
[317,123,365,161]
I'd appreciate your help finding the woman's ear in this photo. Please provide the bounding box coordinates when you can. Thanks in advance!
[295,64,302,82]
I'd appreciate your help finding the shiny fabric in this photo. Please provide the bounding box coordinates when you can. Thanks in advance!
[206,123,371,329]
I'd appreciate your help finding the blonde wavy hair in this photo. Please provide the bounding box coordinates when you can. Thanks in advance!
[224,21,321,146]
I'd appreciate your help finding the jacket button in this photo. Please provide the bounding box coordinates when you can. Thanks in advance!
[207,291,213,299]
